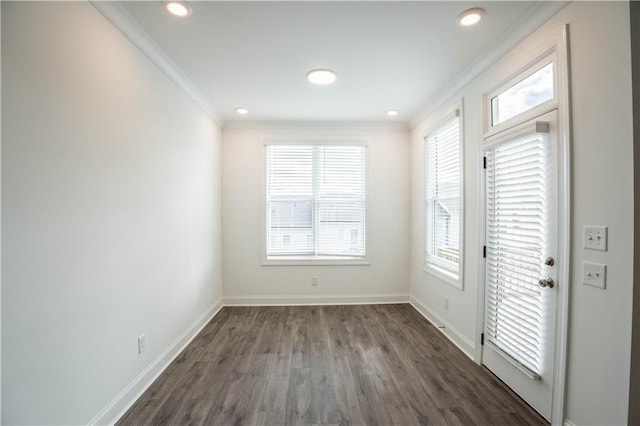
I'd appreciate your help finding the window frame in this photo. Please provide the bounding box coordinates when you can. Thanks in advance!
[474,26,572,424]
[485,52,558,137]
[261,138,371,266]
[423,106,464,289]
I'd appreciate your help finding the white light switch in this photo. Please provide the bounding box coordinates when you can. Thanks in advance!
[583,226,607,251]
[582,261,606,289]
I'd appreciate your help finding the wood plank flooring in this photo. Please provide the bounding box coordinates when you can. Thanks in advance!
[117,304,546,425]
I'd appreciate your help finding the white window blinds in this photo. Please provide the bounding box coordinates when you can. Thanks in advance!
[425,113,462,275]
[485,131,550,375]
[266,145,366,258]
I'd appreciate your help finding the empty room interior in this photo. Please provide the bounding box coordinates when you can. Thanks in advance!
[2,1,640,425]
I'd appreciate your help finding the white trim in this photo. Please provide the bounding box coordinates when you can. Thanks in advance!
[224,294,409,306]
[484,120,550,147]
[480,25,569,139]
[458,99,466,292]
[263,257,370,266]
[225,120,408,132]
[423,103,465,290]
[89,1,221,125]
[423,263,459,288]
[484,52,557,138]
[410,295,475,360]
[419,104,462,144]
[475,24,571,426]
[261,138,372,266]
[263,138,369,147]
[474,95,488,364]
[563,420,576,426]
[409,2,570,128]
[88,299,224,426]
[0,3,3,421]
[551,24,572,426]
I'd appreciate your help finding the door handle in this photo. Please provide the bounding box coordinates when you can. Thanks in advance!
[538,277,555,288]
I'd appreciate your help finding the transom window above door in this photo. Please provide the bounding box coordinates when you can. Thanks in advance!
[487,55,556,134]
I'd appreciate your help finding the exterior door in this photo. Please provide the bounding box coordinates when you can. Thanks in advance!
[482,110,558,421]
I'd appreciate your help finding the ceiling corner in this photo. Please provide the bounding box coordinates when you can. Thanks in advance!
[89,0,222,126]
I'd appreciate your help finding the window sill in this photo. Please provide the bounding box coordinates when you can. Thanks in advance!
[423,263,462,290]
[263,256,370,266]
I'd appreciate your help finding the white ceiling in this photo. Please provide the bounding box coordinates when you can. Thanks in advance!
[117,1,560,124]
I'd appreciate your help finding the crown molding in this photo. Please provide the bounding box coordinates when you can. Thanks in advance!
[408,1,570,129]
[90,0,569,130]
[90,1,222,126]
[222,120,409,132]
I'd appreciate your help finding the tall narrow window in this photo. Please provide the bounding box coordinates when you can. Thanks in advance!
[425,111,463,285]
[266,144,366,259]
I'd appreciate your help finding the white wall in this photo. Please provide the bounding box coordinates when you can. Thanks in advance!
[409,97,481,356]
[564,5,633,424]
[629,2,640,424]
[2,2,223,424]
[410,2,634,425]
[0,2,2,424]
[222,123,410,304]
[0,3,3,422]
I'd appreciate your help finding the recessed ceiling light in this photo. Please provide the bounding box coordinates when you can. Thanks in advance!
[164,1,192,17]
[387,110,399,117]
[236,107,249,115]
[457,8,485,27]
[306,69,337,85]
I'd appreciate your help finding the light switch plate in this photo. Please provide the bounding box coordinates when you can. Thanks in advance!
[582,261,606,289]
[583,226,607,251]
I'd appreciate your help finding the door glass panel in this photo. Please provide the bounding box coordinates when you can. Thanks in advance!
[485,131,550,374]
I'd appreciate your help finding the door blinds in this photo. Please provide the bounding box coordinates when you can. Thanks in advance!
[485,131,550,375]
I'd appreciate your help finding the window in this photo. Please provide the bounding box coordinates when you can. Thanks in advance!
[491,62,554,126]
[266,144,366,260]
[489,59,555,130]
[425,111,462,286]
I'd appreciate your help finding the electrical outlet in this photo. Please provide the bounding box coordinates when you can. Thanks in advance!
[582,261,606,289]
[583,226,607,251]
[443,296,449,310]
[138,334,146,354]
[311,276,318,286]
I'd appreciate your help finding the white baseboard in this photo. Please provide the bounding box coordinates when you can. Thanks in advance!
[224,293,409,306]
[88,298,224,425]
[410,295,475,360]
[563,420,576,426]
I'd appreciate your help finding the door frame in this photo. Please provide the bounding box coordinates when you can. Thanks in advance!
[474,24,572,425]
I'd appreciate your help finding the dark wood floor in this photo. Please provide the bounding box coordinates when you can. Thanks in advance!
[118,304,546,425]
